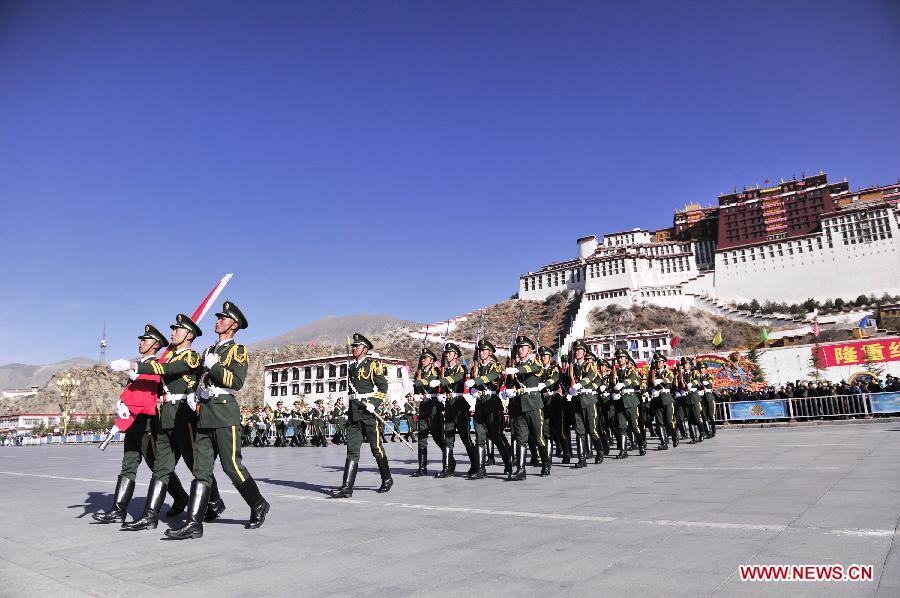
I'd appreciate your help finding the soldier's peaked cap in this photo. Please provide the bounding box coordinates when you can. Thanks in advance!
[572,339,589,351]
[476,339,496,353]
[420,347,438,361]
[514,335,535,350]
[350,333,374,350]
[170,314,202,338]
[537,345,554,357]
[653,351,667,363]
[216,301,248,329]
[139,324,169,347]
[443,342,461,355]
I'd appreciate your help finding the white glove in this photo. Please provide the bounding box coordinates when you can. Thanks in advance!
[651,390,660,398]
[204,352,219,369]
[567,386,579,397]
[599,385,607,392]
[504,388,517,398]
[437,395,446,404]
[465,379,476,388]
[464,396,476,410]
[687,384,696,391]
[469,388,480,399]
[429,379,441,388]
[504,367,518,375]
[612,393,621,401]
[565,394,572,402]
[614,382,624,391]
[642,395,650,403]
[572,383,583,392]
[127,370,138,381]
[109,359,130,372]
[186,394,197,411]
[116,401,130,420]
[413,394,422,401]
[364,402,375,413]
[537,382,546,391]
[704,381,711,387]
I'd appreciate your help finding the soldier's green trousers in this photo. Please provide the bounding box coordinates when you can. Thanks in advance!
[573,400,600,441]
[416,410,445,449]
[702,393,716,424]
[687,393,705,427]
[473,399,505,448]
[613,401,642,436]
[194,425,252,486]
[651,397,676,435]
[345,415,385,463]
[119,413,156,481]
[511,408,545,447]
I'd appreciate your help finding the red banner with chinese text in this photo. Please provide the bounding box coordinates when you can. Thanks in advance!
[814,338,900,368]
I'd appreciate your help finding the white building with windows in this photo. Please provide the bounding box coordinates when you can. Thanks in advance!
[582,329,674,362]
[263,354,412,409]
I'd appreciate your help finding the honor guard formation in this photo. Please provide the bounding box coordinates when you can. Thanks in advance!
[94,305,719,539]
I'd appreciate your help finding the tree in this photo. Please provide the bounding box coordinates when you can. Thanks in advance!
[749,299,761,313]
[834,297,846,310]
[856,294,869,306]
[808,344,826,383]
[801,298,818,313]
[747,346,766,383]
[862,349,885,382]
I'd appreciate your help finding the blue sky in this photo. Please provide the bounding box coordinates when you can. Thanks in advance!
[2,0,898,364]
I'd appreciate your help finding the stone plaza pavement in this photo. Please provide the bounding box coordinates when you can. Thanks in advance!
[1,422,899,598]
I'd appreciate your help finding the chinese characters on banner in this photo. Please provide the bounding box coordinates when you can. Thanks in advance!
[814,338,900,368]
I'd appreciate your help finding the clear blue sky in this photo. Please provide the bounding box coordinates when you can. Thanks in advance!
[2,0,898,364]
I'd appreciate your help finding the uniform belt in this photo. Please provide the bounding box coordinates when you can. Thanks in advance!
[478,390,497,396]
[450,393,466,398]
[207,386,231,397]
[355,392,375,400]
[622,389,635,394]
[521,386,541,393]
[580,389,597,395]
[161,393,189,403]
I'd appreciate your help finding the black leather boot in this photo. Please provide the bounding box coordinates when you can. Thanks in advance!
[376,455,393,493]
[469,446,486,479]
[236,479,269,529]
[697,421,705,443]
[574,435,586,468]
[121,477,167,531]
[487,440,496,465]
[689,424,697,444]
[709,419,716,438]
[164,480,210,540]
[448,451,457,473]
[330,459,358,498]
[617,434,628,459]
[658,424,668,450]
[509,442,527,481]
[411,442,428,477]
[593,438,604,464]
[671,425,679,448]
[165,472,188,517]
[93,475,135,524]
[528,438,539,467]
[500,439,513,475]
[638,433,647,456]
[539,443,551,477]
[434,446,452,478]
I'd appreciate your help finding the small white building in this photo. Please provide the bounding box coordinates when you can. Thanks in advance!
[263,354,412,410]
[583,329,673,362]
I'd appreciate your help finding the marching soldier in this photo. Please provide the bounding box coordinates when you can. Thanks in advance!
[681,357,708,443]
[565,341,602,468]
[549,354,574,464]
[330,333,393,498]
[166,302,269,539]
[115,317,226,531]
[537,346,561,462]
[331,398,347,444]
[428,343,477,478]
[698,364,717,438]
[96,325,188,525]
[403,393,417,444]
[596,358,615,456]
[502,335,550,480]
[411,348,447,477]
[612,348,646,458]
[464,339,512,479]
[311,399,326,447]
[648,352,678,450]
[289,401,305,446]
[389,401,403,442]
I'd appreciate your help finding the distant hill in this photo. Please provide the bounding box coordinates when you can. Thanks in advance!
[0,357,94,390]
[250,314,420,350]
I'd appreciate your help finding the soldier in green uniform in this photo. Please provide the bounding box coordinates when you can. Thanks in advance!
[681,357,708,443]
[331,398,347,444]
[565,341,602,468]
[95,325,188,525]
[330,333,392,498]
[612,348,646,458]
[549,354,573,464]
[273,400,290,447]
[648,352,678,450]
[698,363,717,438]
[310,399,327,447]
[389,401,402,443]
[119,316,226,531]
[537,346,562,463]
[464,339,512,479]
[403,393,417,444]
[411,348,447,477]
[596,358,616,456]
[502,336,550,480]
[428,343,477,478]
[166,302,269,540]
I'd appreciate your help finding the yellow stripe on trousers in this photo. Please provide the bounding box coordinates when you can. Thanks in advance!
[231,426,245,483]
[375,419,384,457]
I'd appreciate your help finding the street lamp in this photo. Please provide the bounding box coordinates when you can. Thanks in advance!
[56,373,81,436]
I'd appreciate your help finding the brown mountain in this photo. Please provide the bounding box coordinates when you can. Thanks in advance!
[250,314,420,350]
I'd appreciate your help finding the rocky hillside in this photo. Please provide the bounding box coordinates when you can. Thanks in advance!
[0,357,95,390]
[250,314,420,350]
[451,292,577,348]
[1,365,129,416]
[586,304,761,354]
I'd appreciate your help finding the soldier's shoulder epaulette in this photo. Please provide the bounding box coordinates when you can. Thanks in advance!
[223,344,248,367]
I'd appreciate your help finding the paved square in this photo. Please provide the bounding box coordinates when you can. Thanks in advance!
[1,422,899,597]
